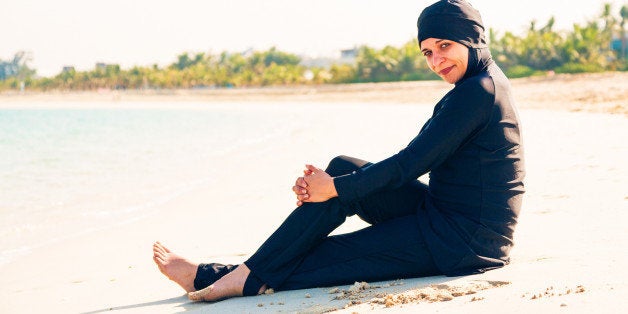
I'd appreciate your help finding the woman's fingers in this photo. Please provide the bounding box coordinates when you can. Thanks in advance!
[293,177,307,192]
[296,176,307,188]
[292,177,309,206]
[292,176,309,198]
[292,185,307,195]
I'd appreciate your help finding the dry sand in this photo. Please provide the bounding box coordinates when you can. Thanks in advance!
[0,72,626,313]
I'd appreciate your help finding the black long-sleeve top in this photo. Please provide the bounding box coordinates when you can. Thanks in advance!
[333,59,525,276]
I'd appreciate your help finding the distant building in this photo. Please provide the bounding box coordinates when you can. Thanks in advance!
[95,62,107,70]
[340,48,358,59]
[62,66,75,73]
[338,47,359,65]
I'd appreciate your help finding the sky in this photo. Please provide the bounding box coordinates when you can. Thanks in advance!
[2,0,625,77]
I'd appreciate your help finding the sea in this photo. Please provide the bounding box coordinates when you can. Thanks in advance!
[0,101,308,266]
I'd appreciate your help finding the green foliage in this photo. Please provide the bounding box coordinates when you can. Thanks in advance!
[505,65,542,78]
[329,64,356,83]
[491,2,626,77]
[554,62,606,74]
[170,52,204,70]
[350,40,436,83]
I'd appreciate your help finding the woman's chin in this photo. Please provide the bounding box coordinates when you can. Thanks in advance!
[441,76,457,84]
[441,73,463,84]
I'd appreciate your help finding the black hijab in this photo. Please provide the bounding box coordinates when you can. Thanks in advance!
[417,0,493,84]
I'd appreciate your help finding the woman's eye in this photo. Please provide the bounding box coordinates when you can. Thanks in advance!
[423,51,432,57]
[440,43,450,49]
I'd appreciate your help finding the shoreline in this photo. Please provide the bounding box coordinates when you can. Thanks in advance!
[1,71,627,115]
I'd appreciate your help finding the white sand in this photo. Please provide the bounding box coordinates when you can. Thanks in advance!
[0,75,626,313]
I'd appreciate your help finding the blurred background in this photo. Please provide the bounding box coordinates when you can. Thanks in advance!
[1,0,626,90]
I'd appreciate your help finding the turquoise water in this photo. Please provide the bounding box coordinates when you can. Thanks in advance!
[0,103,298,264]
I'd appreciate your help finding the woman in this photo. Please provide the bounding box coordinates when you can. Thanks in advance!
[153,0,525,302]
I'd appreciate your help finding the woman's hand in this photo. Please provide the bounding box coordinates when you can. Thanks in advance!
[301,164,338,203]
[292,168,311,207]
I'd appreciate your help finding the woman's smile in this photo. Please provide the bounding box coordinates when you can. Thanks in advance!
[438,65,455,76]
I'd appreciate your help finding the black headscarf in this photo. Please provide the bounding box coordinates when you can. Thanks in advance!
[417,0,493,83]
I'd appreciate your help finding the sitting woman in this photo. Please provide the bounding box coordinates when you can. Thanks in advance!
[153,0,525,302]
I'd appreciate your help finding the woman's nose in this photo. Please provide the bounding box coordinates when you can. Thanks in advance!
[432,52,445,66]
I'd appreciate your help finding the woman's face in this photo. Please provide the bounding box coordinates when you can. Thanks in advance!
[420,38,469,84]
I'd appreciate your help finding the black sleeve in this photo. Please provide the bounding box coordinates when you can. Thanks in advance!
[333,78,495,204]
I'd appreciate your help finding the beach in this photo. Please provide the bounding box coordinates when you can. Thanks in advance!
[0,72,626,313]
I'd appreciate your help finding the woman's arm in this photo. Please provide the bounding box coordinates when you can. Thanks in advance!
[333,77,495,205]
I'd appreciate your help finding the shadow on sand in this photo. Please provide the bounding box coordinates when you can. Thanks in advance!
[82,275,455,314]
[80,294,205,314]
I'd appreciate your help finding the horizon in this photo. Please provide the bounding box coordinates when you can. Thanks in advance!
[2,0,625,77]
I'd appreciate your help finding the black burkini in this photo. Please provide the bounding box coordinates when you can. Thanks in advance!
[194,0,525,293]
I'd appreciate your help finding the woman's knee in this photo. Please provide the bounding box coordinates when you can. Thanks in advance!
[325,155,370,177]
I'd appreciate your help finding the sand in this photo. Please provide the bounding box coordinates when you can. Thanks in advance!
[0,72,626,313]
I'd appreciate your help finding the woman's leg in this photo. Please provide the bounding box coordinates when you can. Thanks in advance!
[242,155,430,289]
[187,198,348,301]
[191,155,429,295]
[193,263,237,291]
[191,155,371,290]
[278,215,441,290]
[244,198,353,289]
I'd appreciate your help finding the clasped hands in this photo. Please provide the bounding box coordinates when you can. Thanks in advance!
[292,164,338,206]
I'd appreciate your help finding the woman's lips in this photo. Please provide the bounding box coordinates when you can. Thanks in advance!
[439,66,454,76]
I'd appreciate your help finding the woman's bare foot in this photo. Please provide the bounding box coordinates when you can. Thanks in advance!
[152,242,198,292]
[188,264,266,302]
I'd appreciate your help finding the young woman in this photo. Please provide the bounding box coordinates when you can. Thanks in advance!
[153,0,525,302]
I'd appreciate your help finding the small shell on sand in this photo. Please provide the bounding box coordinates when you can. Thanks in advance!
[264,288,275,295]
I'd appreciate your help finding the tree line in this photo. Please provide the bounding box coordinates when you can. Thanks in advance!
[1,3,626,91]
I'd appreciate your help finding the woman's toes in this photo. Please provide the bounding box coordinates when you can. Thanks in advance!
[153,250,166,260]
[158,242,171,253]
[153,243,166,254]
